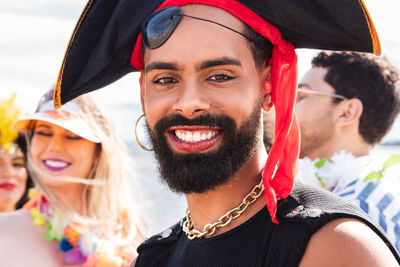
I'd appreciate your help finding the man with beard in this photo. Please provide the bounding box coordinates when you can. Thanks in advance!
[52,0,399,266]
[296,51,400,251]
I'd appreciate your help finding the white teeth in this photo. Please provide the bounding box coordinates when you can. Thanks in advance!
[193,132,201,142]
[186,132,193,142]
[175,130,218,143]
[44,160,68,168]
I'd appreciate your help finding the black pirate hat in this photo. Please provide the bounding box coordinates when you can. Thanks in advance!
[54,0,379,107]
[54,0,380,224]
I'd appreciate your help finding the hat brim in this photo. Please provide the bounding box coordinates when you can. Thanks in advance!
[54,0,380,107]
[14,113,101,144]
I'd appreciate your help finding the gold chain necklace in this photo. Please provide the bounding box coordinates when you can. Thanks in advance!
[182,179,264,240]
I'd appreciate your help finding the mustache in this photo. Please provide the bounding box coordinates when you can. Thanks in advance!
[146,106,262,194]
[152,113,237,133]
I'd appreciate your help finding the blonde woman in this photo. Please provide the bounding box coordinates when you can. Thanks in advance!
[0,95,33,212]
[0,90,144,266]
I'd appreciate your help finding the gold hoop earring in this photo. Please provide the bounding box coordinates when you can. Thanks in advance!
[135,114,153,151]
[262,94,273,112]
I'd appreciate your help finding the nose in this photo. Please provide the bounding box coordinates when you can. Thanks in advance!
[172,81,210,119]
[47,133,65,152]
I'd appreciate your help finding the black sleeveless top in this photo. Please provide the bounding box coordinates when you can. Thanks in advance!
[135,182,400,267]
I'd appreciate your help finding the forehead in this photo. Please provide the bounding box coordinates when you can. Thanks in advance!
[0,152,21,161]
[35,121,66,132]
[299,67,333,93]
[143,5,252,67]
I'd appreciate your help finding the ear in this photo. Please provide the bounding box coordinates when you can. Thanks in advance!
[262,64,272,94]
[261,65,273,112]
[261,65,273,111]
[139,70,146,114]
[334,98,363,127]
[262,94,273,112]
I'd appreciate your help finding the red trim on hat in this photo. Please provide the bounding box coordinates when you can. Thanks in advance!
[131,0,300,224]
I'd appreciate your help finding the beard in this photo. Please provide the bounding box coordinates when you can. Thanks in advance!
[299,108,335,159]
[146,106,262,194]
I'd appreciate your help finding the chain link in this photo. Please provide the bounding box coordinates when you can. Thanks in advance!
[182,179,264,240]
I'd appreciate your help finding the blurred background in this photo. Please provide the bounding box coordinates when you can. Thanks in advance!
[1,0,399,235]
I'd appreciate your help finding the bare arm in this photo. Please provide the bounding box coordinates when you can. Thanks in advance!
[299,218,398,267]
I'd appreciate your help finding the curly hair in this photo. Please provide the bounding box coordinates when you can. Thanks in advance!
[312,51,400,144]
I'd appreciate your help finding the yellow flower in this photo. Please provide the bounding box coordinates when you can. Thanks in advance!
[31,208,45,226]
[0,94,22,152]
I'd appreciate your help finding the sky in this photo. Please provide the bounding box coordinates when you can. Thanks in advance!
[1,0,399,141]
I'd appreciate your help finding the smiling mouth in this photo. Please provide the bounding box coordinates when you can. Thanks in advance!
[0,183,16,190]
[42,159,71,171]
[167,126,223,152]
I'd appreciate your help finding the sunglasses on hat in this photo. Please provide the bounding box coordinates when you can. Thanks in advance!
[141,6,256,49]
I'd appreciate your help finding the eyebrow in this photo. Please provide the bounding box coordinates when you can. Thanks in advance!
[297,83,311,90]
[144,57,242,73]
[35,124,51,129]
[197,57,242,70]
[145,62,179,73]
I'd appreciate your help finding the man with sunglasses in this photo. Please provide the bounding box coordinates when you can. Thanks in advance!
[53,0,399,266]
[296,51,400,252]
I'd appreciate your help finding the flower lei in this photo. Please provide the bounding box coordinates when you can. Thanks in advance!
[23,189,131,267]
[297,150,400,193]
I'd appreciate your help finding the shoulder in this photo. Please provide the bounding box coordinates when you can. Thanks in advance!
[277,181,369,232]
[0,209,32,232]
[278,182,399,266]
[137,220,182,252]
[299,217,399,267]
[135,221,183,266]
[0,209,37,245]
[0,209,64,266]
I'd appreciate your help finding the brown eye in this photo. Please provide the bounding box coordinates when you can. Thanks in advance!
[207,74,233,82]
[12,158,25,168]
[153,77,178,84]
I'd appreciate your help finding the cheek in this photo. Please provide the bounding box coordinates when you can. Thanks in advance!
[16,169,28,189]
[295,100,316,123]
[18,169,28,181]
[297,101,330,127]
[217,93,260,124]
[71,142,97,174]
[75,143,96,159]
[294,103,305,122]
[30,136,44,160]
[144,92,174,127]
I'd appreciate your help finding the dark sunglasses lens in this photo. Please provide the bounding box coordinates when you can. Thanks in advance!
[141,6,182,49]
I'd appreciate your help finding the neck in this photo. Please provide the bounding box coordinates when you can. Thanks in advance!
[48,183,85,215]
[185,146,267,236]
[306,134,371,160]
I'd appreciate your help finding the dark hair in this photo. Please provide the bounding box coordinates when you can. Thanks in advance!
[312,51,400,144]
[243,24,273,69]
[14,135,34,209]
